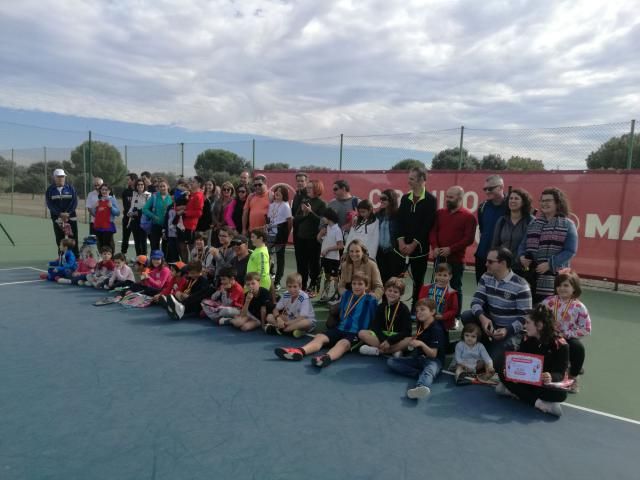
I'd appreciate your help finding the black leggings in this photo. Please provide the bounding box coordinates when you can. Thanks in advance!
[499,372,568,406]
[567,337,585,377]
[296,237,321,290]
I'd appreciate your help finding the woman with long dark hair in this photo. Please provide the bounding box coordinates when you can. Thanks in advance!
[232,185,248,233]
[496,304,569,416]
[375,189,403,282]
[294,179,326,296]
[492,188,535,275]
[345,199,379,262]
[519,187,578,302]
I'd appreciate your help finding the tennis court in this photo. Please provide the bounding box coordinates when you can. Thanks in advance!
[1,213,639,479]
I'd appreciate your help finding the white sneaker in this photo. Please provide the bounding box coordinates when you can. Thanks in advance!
[218,317,232,326]
[77,280,85,286]
[495,382,517,398]
[392,351,402,358]
[359,345,380,356]
[407,385,430,399]
[535,399,563,417]
[174,300,185,320]
[56,278,71,284]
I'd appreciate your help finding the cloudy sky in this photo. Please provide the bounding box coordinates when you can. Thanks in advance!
[0,0,639,167]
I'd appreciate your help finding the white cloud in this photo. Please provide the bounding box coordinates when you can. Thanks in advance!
[0,0,639,167]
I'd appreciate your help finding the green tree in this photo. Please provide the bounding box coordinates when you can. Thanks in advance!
[506,156,545,171]
[391,159,426,170]
[194,149,251,180]
[0,155,12,193]
[14,161,65,198]
[431,147,479,170]
[585,133,640,169]
[480,154,507,170]
[68,141,128,191]
[299,164,331,171]
[263,162,291,170]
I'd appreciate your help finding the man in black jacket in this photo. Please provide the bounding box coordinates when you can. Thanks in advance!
[291,172,309,275]
[120,173,137,255]
[397,167,437,309]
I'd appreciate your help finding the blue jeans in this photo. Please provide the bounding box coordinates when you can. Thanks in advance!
[387,355,442,387]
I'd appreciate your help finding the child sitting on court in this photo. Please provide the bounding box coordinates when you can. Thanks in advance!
[387,299,447,399]
[452,323,494,385]
[247,228,271,290]
[163,261,212,321]
[417,262,459,330]
[221,272,272,331]
[358,277,412,356]
[107,253,135,290]
[129,250,172,296]
[71,244,97,285]
[86,246,115,289]
[151,261,186,304]
[45,238,78,282]
[264,272,316,337]
[542,269,592,393]
[201,267,245,324]
[274,271,377,368]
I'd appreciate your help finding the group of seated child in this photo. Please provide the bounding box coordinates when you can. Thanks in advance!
[43,233,591,416]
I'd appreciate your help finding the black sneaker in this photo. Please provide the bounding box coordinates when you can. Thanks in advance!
[311,354,332,368]
[264,324,278,335]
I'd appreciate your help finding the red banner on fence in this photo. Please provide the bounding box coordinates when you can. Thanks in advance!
[257,170,640,284]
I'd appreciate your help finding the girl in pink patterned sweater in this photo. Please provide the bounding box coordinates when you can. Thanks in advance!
[542,270,592,393]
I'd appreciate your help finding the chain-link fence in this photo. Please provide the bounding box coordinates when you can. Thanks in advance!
[0,120,637,218]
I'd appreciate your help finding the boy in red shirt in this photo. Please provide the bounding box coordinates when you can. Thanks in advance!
[201,267,245,324]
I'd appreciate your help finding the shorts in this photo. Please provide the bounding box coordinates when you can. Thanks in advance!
[322,328,362,350]
[321,258,340,277]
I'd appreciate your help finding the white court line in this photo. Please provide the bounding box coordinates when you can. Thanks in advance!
[0,279,44,286]
[440,370,640,426]
[0,266,46,272]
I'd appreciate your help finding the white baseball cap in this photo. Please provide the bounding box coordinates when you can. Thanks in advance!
[53,168,66,177]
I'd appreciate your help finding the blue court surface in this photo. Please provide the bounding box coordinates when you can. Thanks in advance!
[1,268,638,480]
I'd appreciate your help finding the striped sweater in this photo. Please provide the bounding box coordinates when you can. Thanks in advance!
[471,271,532,335]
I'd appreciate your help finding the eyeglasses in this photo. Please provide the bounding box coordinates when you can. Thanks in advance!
[222,188,231,192]
[483,185,500,192]
[380,196,388,201]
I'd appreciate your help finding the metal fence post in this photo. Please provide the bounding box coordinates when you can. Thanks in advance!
[339,134,344,171]
[627,119,636,169]
[10,148,14,215]
[458,125,465,170]
[83,144,88,223]
[180,142,185,177]
[88,130,92,180]
[43,146,48,218]
[124,145,128,169]
[252,139,256,171]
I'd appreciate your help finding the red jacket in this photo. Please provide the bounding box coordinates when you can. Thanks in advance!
[160,276,187,296]
[418,283,459,330]
[184,190,204,231]
[429,207,477,264]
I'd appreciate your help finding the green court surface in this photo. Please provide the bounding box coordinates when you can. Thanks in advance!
[1,213,639,422]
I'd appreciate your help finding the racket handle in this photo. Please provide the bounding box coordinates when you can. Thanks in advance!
[405,255,410,266]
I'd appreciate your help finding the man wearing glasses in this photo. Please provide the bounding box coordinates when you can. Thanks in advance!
[243,174,271,235]
[475,175,507,283]
[462,247,532,365]
[86,177,104,235]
